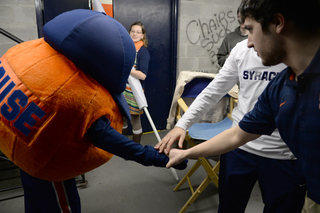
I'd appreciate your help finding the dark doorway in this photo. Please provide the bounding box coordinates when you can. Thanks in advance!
[114,0,178,132]
[35,0,89,38]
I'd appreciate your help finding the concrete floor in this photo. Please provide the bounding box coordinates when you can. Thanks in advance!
[0,130,264,213]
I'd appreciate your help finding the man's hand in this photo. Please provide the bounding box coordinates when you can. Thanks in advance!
[166,148,188,169]
[154,127,186,155]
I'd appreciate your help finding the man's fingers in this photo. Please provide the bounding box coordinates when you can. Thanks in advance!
[154,142,161,149]
[166,161,172,168]
[178,137,185,148]
[164,140,174,155]
[155,138,169,153]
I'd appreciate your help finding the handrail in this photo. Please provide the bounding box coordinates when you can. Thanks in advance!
[34,0,43,38]
[0,28,24,43]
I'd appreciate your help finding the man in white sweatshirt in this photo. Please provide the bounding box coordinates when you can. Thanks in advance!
[156,39,306,212]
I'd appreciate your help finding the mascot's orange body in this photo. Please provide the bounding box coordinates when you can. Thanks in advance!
[0,9,187,212]
[0,38,122,181]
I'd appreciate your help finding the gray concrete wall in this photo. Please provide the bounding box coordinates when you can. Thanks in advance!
[0,0,241,75]
[178,0,241,75]
[0,0,38,56]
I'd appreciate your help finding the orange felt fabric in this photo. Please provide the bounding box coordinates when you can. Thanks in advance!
[0,38,123,181]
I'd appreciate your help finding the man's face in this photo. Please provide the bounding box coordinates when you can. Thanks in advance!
[245,17,285,66]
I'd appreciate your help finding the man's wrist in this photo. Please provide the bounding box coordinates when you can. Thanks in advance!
[182,149,190,161]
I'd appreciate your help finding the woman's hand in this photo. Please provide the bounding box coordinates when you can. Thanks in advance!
[130,70,146,80]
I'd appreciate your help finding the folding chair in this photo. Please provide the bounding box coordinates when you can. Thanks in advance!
[174,77,237,213]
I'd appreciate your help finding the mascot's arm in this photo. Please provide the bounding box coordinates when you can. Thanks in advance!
[87,116,187,170]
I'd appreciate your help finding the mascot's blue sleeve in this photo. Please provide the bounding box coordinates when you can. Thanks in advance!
[87,117,188,170]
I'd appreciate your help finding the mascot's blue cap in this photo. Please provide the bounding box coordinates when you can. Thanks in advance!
[42,9,135,119]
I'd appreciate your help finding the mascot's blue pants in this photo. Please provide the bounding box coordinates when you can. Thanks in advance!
[20,170,81,213]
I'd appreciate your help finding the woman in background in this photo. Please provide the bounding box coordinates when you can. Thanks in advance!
[123,21,150,143]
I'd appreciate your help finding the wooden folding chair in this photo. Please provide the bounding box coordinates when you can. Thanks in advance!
[174,77,237,213]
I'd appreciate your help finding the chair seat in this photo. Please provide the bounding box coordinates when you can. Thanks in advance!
[188,117,233,141]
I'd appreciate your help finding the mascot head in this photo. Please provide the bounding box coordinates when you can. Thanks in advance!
[43,9,135,118]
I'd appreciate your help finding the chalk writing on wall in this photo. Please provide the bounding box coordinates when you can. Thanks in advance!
[186,10,237,65]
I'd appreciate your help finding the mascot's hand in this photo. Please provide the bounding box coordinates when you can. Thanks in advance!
[143,145,188,170]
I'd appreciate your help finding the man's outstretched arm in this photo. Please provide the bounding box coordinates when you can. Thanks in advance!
[166,125,260,168]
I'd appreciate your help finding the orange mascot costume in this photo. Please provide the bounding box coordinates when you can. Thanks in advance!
[0,9,187,212]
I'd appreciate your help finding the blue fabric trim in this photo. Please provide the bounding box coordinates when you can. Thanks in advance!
[111,93,130,120]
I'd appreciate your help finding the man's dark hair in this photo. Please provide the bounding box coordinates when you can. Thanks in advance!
[239,0,320,33]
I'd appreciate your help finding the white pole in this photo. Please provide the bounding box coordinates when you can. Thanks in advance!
[143,108,179,181]
[92,0,105,12]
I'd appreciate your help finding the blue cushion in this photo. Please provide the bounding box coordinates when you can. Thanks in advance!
[182,78,212,98]
[188,117,233,141]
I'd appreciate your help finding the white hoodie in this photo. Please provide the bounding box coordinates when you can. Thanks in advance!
[176,39,295,160]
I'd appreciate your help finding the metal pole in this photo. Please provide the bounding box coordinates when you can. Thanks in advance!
[0,28,23,43]
[143,107,179,181]
[34,0,44,38]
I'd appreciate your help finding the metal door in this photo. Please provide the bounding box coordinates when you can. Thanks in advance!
[114,0,178,132]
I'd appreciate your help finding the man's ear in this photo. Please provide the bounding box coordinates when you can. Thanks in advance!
[273,13,285,34]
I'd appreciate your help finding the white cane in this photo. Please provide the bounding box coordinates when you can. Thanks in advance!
[128,76,179,181]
